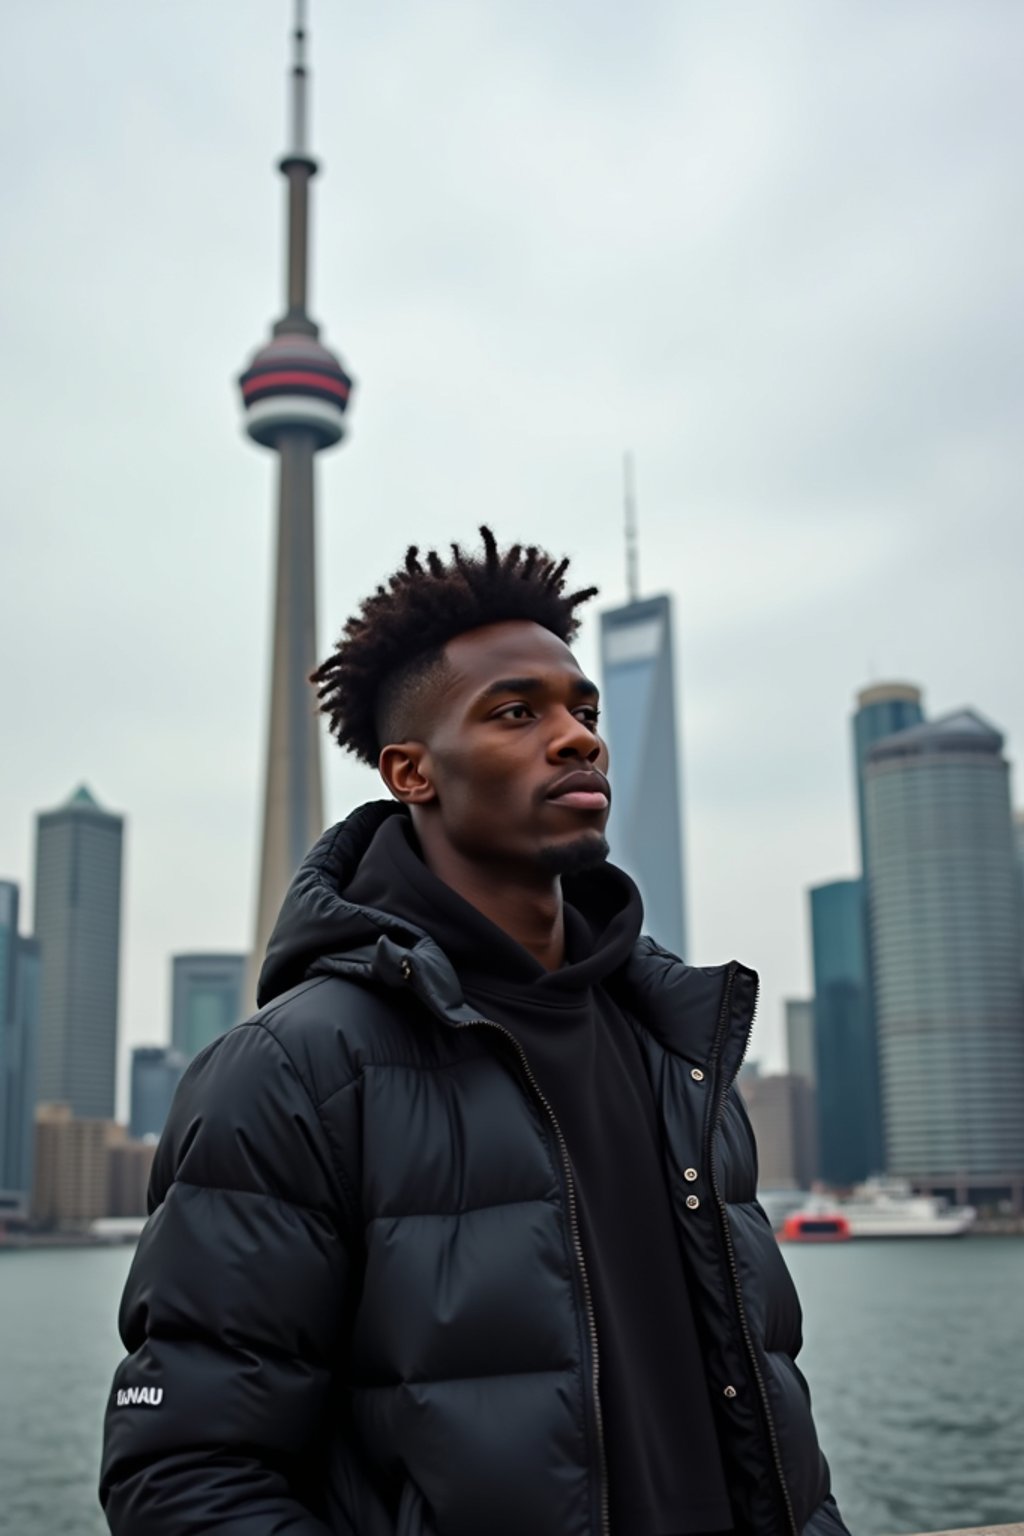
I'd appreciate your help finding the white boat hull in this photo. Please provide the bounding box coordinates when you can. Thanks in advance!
[845,1212,976,1239]
[841,1181,977,1238]
[775,1180,979,1239]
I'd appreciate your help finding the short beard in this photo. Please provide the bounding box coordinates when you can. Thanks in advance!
[536,833,610,878]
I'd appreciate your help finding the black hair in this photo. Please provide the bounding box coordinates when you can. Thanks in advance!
[310,526,598,765]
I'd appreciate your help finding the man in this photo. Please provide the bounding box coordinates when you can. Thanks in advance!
[101,530,848,1536]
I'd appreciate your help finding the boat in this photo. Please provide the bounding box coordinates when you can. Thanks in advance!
[757,1189,814,1233]
[780,1208,851,1243]
[838,1178,976,1239]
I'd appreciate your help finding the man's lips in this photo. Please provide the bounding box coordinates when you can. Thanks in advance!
[544,770,611,813]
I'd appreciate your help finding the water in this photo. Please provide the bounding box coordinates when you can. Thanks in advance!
[0,1246,133,1536]
[786,1239,1024,1535]
[1,1240,1022,1535]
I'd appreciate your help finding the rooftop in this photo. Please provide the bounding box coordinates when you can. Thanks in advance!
[868,708,1004,764]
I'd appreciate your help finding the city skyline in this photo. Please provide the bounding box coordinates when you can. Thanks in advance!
[1,2,1023,1103]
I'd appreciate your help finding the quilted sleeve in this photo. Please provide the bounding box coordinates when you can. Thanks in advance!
[100,1019,357,1535]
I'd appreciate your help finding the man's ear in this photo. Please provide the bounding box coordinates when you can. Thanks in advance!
[378,742,438,805]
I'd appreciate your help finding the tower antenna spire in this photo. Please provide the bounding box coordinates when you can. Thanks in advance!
[624,450,640,602]
[277,0,317,330]
[289,0,309,157]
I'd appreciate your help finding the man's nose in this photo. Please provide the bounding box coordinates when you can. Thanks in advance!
[551,711,602,762]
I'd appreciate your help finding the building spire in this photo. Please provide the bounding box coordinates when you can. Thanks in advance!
[288,0,309,157]
[277,0,318,333]
[624,449,640,602]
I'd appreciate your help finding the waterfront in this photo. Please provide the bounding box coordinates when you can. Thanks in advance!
[0,1239,1021,1535]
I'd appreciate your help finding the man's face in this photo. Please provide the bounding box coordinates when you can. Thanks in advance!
[398,620,612,877]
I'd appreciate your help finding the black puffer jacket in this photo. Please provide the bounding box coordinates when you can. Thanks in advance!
[101,802,849,1536]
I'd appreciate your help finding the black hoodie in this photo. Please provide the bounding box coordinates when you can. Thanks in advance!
[345,812,732,1536]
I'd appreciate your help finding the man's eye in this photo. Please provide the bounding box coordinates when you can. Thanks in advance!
[577,708,601,729]
[497,703,532,720]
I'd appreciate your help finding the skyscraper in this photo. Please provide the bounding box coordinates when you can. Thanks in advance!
[7,942,39,1198]
[784,998,816,1086]
[809,878,880,1185]
[33,785,124,1119]
[1,882,40,1204]
[171,953,246,1060]
[864,709,1024,1203]
[598,459,687,954]
[0,883,16,1156]
[238,2,354,997]
[852,683,925,882]
[130,1046,187,1141]
[844,682,926,1174]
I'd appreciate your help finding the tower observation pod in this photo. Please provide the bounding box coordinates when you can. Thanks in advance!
[238,0,354,1003]
[239,330,352,448]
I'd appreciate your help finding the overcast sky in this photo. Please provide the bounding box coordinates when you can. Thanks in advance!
[2,0,1022,1112]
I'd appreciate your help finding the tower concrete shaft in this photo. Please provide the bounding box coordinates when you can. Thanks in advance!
[252,429,324,981]
[239,1,354,1002]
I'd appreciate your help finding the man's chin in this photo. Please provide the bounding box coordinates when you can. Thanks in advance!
[536,832,610,877]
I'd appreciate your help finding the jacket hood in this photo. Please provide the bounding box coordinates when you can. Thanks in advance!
[257,801,420,1008]
[256,800,759,1071]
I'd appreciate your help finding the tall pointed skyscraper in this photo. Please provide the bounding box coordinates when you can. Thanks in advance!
[598,456,688,955]
[32,787,124,1119]
[238,2,354,993]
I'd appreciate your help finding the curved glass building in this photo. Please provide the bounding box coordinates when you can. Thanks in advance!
[864,710,1024,1196]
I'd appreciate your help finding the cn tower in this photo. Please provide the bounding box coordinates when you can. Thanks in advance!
[238,0,353,997]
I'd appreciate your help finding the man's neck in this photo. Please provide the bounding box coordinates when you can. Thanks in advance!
[416,832,565,971]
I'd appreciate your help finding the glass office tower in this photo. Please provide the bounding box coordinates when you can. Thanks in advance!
[171,953,247,1061]
[853,684,925,881]
[865,710,1024,1198]
[844,682,927,1176]
[33,786,124,1119]
[0,884,16,1163]
[599,594,687,956]
[784,998,816,1086]
[809,878,881,1185]
[129,1046,187,1140]
[1,884,40,1201]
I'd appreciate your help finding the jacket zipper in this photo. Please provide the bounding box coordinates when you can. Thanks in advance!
[705,965,799,1536]
[399,956,609,1536]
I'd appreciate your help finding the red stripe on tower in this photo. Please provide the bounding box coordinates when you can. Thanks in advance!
[242,369,350,401]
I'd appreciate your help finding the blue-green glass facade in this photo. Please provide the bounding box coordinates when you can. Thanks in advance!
[850,684,925,1176]
[853,685,925,883]
[0,882,40,1200]
[809,878,882,1185]
[0,883,15,1125]
[130,1046,187,1140]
